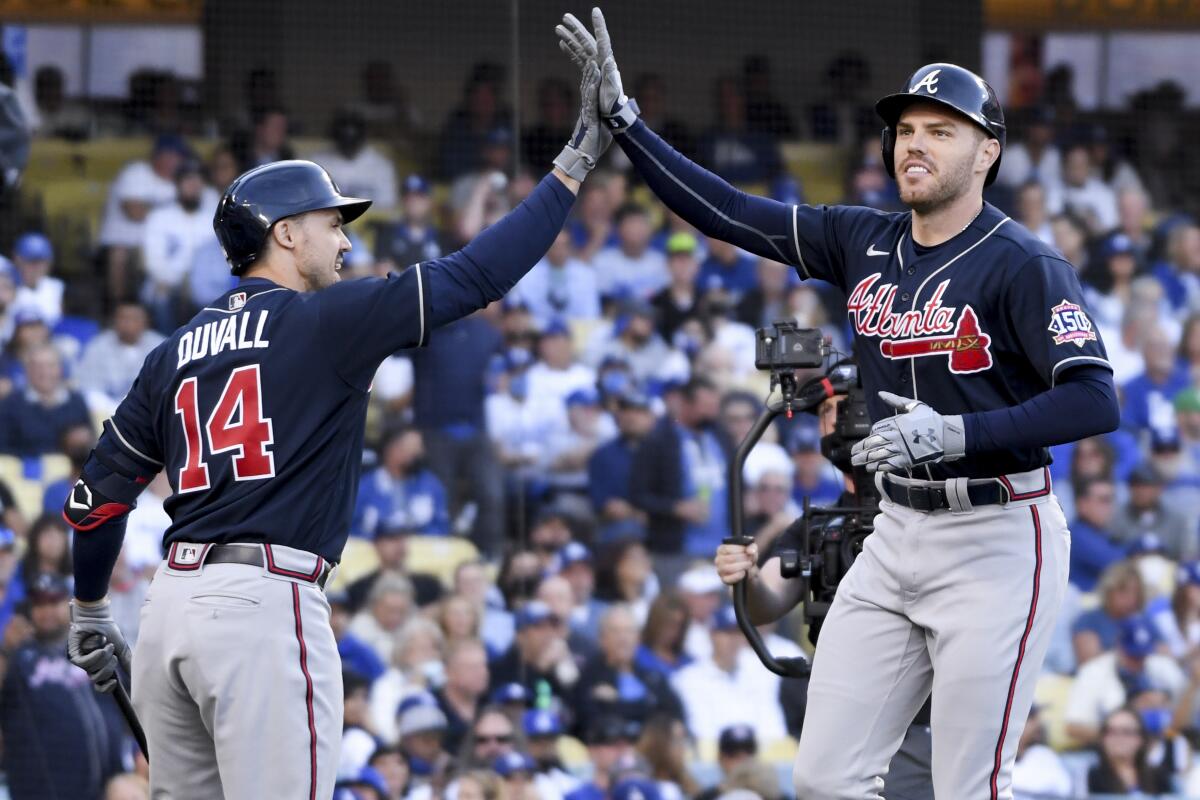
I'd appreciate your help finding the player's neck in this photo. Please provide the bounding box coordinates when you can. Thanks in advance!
[910,194,984,248]
[242,261,306,292]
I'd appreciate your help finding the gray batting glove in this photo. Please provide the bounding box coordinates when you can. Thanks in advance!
[557,8,640,133]
[553,47,610,181]
[851,391,967,474]
[68,598,132,694]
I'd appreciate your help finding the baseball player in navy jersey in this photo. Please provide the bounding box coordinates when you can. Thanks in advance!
[560,10,1120,799]
[62,53,611,799]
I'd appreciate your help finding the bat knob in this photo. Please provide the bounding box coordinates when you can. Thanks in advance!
[80,633,109,654]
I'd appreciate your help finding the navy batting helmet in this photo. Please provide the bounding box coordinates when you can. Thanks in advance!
[875,63,1006,186]
[213,160,372,275]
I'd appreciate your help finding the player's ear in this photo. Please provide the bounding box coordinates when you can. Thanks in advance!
[271,216,300,252]
[977,136,1000,176]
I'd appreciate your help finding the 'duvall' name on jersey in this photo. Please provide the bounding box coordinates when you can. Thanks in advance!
[176,311,270,369]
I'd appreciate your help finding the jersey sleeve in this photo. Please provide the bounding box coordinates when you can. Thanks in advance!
[789,204,891,290]
[1004,254,1111,387]
[317,267,434,390]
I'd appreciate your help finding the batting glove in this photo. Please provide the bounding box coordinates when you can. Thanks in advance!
[850,391,967,473]
[557,8,640,133]
[68,598,132,693]
[553,44,610,181]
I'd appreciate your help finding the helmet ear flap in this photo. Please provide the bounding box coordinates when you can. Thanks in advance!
[880,127,896,180]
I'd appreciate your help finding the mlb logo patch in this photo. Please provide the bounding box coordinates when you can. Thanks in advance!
[228,292,247,312]
[1047,300,1097,348]
[174,545,203,565]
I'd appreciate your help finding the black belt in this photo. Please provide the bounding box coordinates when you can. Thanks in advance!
[881,475,1007,512]
[205,544,334,589]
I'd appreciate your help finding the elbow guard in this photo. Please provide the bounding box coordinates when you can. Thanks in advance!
[63,436,154,531]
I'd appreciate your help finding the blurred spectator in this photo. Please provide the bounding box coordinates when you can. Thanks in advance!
[350,573,416,665]
[1149,561,1200,659]
[313,108,398,212]
[10,232,63,326]
[670,605,786,744]
[1068,476,1124,591]
[31,65,92,139]
[576,604,684,727]
[329,591,386,683]
[368,745,412,800]
[187,237,239,311]
[997,108,1063,205]
[439,63,508,180]
[523,78,575,171]
[550,542,604,640]
[436,593,483,652]
[411,310,505,553]
[790,425,844,509]
[207,143,241,193]
[1014,181,1055,245]
[395,693,452,784]
[1065,616,1186,746]
[1085,232,1141,345]
[493,751,541,800]
[696,725,759,800]
[735,258,792,330]
[0,306,52,394]
[1121,326,1189,441]
[807,52,876,147]
[0,343,91,457]
[230,107,294,171]
[342,670,382,776]
[591,300,681,389]
[524,709,580,797]
[370,619,449,743]
[636,713,697,800]
[741,55,794,138]
[354,427,450,539]
[746,469,799,552]
[514,230,600,329]
[697,75,781,184]
[141,159,220,330]
[121,471,170,575]
[0,259,16,346]
[593,539,658,625]
[99,135,191,302]
[634,591,693,678]
[632,377,726,559]
[697,237,758,301]
[1088,125,1145,196]
[568,173,618,263]
[1060,141,1118,233]
[1073,561,1147,666]
[677,566,725,661]
[566,715,639,800]
[527,321,595,405]
[588,391,653,542]
[456,769,503,800]
[487,346,564,482]
[76,299,164,405]
[352,60,420,138]
[651,233,702,342]
[451,129,515,240]
[434,638,491,754]
[1086,706,1173,795]
[1177,387,1200,465]
[40,422,93,514]
[633,74,695,160]
[344,526,442,612]
[1151,222,1200,320]
[847,140,903,212]
[336,767,390,800]
[0,574,127,799]
[456,560,516,656]
[1010,706,1073,799]
[1114,186,1154,262]
[457,705,526,773]
[489,600,581,705]
[1129,686,1190,785]
[1051,210,1091,278]
[718,392,786,481]
[375,175,447,272]
[593,204,670,301]
[1111,463,1192,561]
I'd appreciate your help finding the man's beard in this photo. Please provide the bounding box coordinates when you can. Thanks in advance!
[180,195,202,213]
[902,156,974,216]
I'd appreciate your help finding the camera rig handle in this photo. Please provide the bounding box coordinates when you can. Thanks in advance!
[724,396,811,679]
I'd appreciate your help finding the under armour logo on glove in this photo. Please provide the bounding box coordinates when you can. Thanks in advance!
[851,392,966,473]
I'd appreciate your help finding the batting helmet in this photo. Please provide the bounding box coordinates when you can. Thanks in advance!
[875,63,1006,186]
[213,160,372,275]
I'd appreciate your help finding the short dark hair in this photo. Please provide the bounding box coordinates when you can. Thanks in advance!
[614,202,649,225]
[683,376,718,401]
[1074,475,1115,501]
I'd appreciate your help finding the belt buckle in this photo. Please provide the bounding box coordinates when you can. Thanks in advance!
[906,484,932,512]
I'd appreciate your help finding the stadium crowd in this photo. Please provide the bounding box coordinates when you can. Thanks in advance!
[1,54,1200,800]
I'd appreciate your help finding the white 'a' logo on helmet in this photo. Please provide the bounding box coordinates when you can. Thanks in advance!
[911,69,942,95]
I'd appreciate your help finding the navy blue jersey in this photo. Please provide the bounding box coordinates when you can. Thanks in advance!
[86,174,576,565]
[617,120,1111,480]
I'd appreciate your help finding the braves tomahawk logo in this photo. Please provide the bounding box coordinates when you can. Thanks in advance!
[846,273,993,374]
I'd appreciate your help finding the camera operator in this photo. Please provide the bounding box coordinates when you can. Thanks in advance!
[715,367,935,800]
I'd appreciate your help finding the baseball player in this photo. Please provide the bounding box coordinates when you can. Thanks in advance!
[559,10,1119,799]
[62,54,611,798]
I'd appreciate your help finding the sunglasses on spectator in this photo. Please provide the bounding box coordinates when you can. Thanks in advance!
[475,734,514,744]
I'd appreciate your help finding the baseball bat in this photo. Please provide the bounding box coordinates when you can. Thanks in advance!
[82,634,149,761]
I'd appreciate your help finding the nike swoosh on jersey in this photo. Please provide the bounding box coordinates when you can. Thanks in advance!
[867,244,890,256]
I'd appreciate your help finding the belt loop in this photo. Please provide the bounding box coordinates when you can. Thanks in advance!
[945,478,973,514]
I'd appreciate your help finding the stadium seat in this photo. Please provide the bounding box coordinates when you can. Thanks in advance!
[556,735,590,768]
[780,141,847,206]
[0,455,46,520]
[331,536,380,590]
[761,736,800,764]
[405,535,479,587]
[1033,672,1076,752]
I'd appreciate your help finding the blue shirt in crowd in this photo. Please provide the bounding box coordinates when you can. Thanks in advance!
[352,466,450,538]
